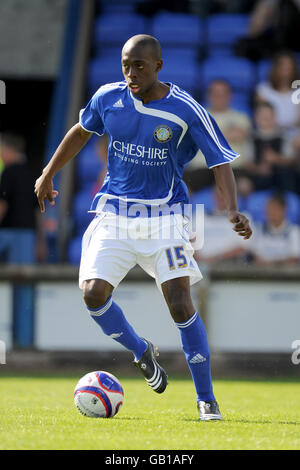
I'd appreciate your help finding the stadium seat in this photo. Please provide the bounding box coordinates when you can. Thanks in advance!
[159,53,198,94]
[76,145,104,189]
[93,13,148,46]
[247,190,300,224]
[190,187,215,214]
[160,47,200,93]
[191,186,248,214]
[256,59,272,83]
[88,49,200,95]
[72,188,96,233]
[206,14,250,57]
[88,56,124,94]
[67,235,82,265]
[237,195,249,214]
[246,190,273,222]
[91,46,122,63]
[285,191,300,224]
[152,12,204,47]
[162,47,199,63]
[206,47,237,59]
[201,57,256,94]
[230,91,253,116]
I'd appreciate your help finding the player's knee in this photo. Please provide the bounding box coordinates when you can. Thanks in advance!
[82,279,112,309]
[167,292,194,323]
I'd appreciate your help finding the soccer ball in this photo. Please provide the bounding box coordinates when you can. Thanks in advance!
[74,370,124,418]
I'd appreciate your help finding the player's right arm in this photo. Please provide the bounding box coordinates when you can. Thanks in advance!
[35,123,92,212]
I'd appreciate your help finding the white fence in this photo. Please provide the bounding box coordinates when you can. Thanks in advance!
[1,265,300,353]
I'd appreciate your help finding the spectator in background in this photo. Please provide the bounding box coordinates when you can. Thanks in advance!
[206,80,253,173]
[235,0,300,60]
[183,79,253,191]
[194,184,249,264]
[255,51,300,136]
[0,133,47,263]
[245,101,298,192]
[249,193,300,265]
[236,174,254,201]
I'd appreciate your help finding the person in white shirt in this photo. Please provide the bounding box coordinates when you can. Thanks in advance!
[249,192,300,265]
[256,51,300,137]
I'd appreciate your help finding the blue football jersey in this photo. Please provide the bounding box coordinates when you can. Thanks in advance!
[79,81,239,214]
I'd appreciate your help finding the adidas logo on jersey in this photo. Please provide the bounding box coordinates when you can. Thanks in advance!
[189,353,206,364]
[113,99,124,108]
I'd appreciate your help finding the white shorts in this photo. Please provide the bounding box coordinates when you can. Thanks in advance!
[79,212,202,291]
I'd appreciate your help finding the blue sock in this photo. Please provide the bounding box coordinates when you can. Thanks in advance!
[175,311,215,402]
[87,296,147,361]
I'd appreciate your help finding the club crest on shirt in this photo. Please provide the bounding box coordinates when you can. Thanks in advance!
[154,125,173,143]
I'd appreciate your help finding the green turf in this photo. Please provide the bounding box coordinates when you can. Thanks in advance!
[0,374,299,450]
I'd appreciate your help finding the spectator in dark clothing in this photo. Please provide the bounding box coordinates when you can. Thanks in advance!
[245,102,298,192]
[0,133,46,263]
[255,50,300,137]
[235,0,300,60]
[189,0,254,16]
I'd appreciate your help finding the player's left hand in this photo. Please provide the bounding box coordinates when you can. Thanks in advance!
[228,211,252,240]
[34,174,59,213]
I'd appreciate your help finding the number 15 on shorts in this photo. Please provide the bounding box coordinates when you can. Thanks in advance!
[165,246,188,270]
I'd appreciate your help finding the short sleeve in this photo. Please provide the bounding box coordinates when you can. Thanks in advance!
[188,105,240,168]
[79,90,105,136]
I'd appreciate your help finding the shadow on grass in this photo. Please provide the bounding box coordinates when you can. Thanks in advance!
[180,418,300,425]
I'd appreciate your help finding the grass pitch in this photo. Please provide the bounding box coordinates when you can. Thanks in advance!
[0,374,299,450]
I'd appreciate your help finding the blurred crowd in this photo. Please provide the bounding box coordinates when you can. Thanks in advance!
[186,47,300,267]
[1,0,300,267]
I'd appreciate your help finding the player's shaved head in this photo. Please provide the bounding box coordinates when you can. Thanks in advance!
[122,34,161,60]
[121,34,165,101]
